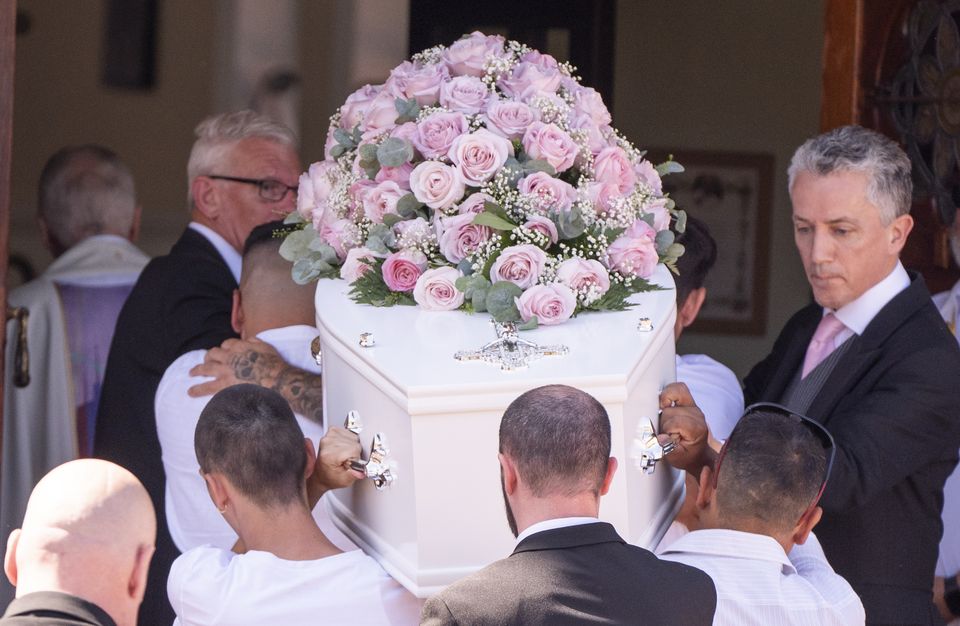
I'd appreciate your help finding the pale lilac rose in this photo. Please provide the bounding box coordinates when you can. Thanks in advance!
[489,244,547,290]
[568,113,607,156]
[414,266,465,311]
[393,217,432,247]
[499,61,562,100]
[556,257,611,295]
[586,181,624,215]
[349,178,377,215]
[362,180,405,222]
[483,99,539,140]
[645,198,672,231]
[386,61,448,105]
[522,215,559,244]
[409,161,466,210]
[625,218,657,241]
[340,84,380,130]
[323,127,338,160]
[517,171,577,213]
[413,111,469,159]
[340,246,385,283]
[442,31,506,77]
[375,162,414,189]
[519,49,560,71]
[297,161,337,223]
[634,158,663,194]
[390,121,420,146]
[440,75,491,115]
[593,147,637,195]
[605,222,659,278]
[382,249,428,292]
[438,212,492,263]
[360,90,400,140]
[516,283,577,326]
[321,218,360,261]
[522,122,579,173]
[571,86,612,126]
[448,128,513,185]
[456,192,495,214]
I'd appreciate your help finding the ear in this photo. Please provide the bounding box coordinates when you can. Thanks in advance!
[498,453,518,496]
[303,438,317,481]
[4,529,20,587]
[203,472,230,513]
[128,205,142,243]
[191,176,220,220]
[695,465,715,511]
[678,288,707,330]
[231,289,243,336]
[599,457,618,496]
[888,213,914,253]
[127,542,155,602]
[791,505,823,546]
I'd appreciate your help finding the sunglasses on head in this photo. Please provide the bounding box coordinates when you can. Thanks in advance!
[712,402,836,518]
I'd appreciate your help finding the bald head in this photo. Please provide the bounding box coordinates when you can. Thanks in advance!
[234,221,316,337]
[5,460,155,626]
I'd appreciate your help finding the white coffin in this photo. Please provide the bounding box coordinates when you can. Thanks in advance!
[315,264,683,597]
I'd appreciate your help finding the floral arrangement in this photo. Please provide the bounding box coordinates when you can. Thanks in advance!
[281,31,686,328]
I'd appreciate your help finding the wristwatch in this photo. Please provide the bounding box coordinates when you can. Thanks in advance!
[946,573,960,618]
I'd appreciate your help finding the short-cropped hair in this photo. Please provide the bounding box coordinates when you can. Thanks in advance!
[195,384,306,508]
[715,410,828,531]
[787,125,912,224]
[185,110,297,208]
[499,385,610,497]
[674,215,717,306]
[37,144,136,249]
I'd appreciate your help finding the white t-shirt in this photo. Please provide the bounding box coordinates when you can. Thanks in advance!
[168,546,422,626]
[676,353,744,441]
[155,325,354,553]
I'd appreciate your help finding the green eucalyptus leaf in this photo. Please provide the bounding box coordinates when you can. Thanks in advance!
[457,258,474,276]
[673,209,688,234]
[278,228,316,262]
[377,137,414,167]
[394,97,421,124]
[397,193,421,217]
[471,291,489,312]
[654,229,675,255]
[517,317,539,331]
[333,128,356,149]
[666,242,686,259]
[521,158,557,177]
[655,160,684,176]
[291,258,322,285]
[485,281,522,323]
[330,144,346,159]
[473,212,517,231]
[283,211,305,225]
[557,206,586,239]
[382,213,404,227]
[359,143,379,163]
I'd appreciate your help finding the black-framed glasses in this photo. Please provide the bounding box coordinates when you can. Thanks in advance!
[207,175,298,202]
[713,401,836,518]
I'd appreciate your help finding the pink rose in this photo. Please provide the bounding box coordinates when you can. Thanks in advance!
[386,61,448,106]
[360,90,399,140]
[340,84,380,130]
[442,31,506,77]
[414,111,469,159]
[413,267,465,311]
[382,249,428,292]
[522,215,559,244]
[438,212,492,263]
[645,198,672,231]
[440,75,491,115]
[586,181,625,215]
[323,127,338,160]
[390,121,420,145]
[516,283,576,326]
[409,161,466,210]
[593,147,637,195]
[634,159,663,194]
[448,128,513,185]
[569,113,610,156]
[556,257,611,295]
[489,244,547,290]
[517,171,577,213]
[361,180,405,223]
[320,218,360,261]
[340,246,384,283]
[605,221,659,278]
[499,61,562,100]
[570,86,612,126]
[522,122,579,173]
[483,99,539,140]
[519,50,560,71]
[456,192,495,214]
[375,162,414,189]
[297,161,337,223]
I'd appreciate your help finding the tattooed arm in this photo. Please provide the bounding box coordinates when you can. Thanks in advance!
[188,338,324,424]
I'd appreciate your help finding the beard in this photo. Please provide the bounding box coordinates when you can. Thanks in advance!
[501,471,518,538]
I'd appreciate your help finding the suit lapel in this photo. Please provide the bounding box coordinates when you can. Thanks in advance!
[761,308,819,402]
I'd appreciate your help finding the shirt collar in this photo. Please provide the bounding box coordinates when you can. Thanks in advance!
[515,516,599,547]
[830,261,910,335]
[189,222,242,283]
[658,528,796,575]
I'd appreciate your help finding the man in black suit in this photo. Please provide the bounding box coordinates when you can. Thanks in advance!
[93,110,300,626]
[420,384,717,625]
[662,125,960,624]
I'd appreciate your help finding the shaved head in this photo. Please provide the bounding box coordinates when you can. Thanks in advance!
[5,460,155,626]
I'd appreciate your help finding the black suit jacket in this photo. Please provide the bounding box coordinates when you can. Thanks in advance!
[0,591,116,626]
[744,273,960,624]
[420,522,717,625]
[94,227,238,626]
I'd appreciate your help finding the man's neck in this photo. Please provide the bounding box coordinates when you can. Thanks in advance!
[512,493,600,537]
[234,503,341,561]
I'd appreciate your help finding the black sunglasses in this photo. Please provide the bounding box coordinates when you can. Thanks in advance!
[207,175,298,202]
[713,401,836,518]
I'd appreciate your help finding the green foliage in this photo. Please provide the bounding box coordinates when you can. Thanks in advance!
[485,281,522,322]
[394,97,421,124]
[473,201,517,231]
[655,229,675,255]
[358,142,380,179]
[377,137,414,167]
[284,211,305,225]
[557,206,586,239]
[280,227,340,284]
[583,277,665,312]
[673,209,688,234]
[655,158,684,177]
[349,259,416,306]
[365,224,396,254]
[397,193,423,218]
[456,274,492,312]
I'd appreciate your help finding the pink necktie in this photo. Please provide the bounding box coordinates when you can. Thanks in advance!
[801,313,847,378]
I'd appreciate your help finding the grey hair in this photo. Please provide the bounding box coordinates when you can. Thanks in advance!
[37,145,137,250]
[787,125,912,224]
[185,110,297,208]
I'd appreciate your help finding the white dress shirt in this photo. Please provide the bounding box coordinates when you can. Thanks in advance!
[659,528,865,625]
[168,546,422,626]
[824,261,910,348]
[188,221,242,283]
[155,325,354,553]
[676,353,745,441]
[515,516,600,546]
